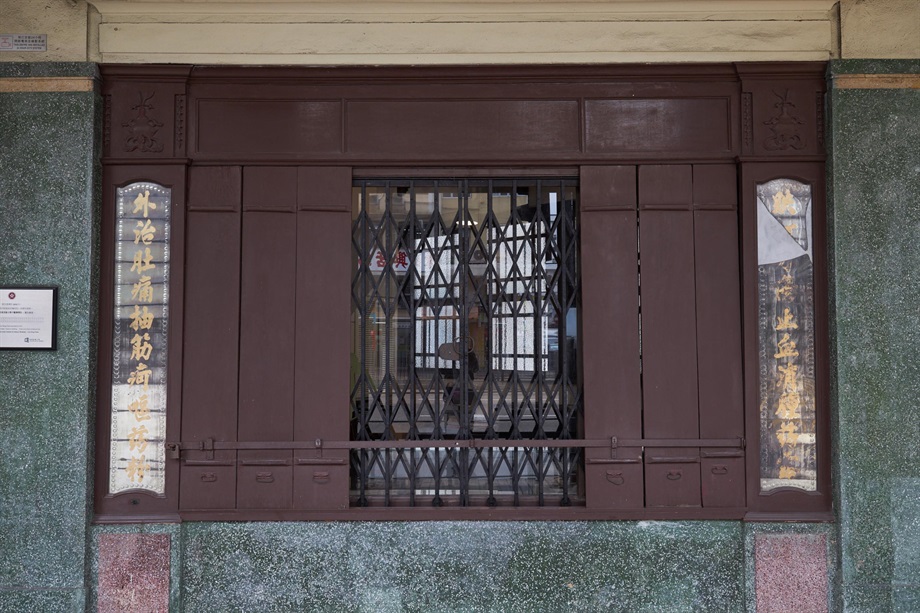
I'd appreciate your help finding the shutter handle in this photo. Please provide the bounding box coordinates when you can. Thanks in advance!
[711,465,728,475]
[606,470,625,485]
[313,471,330,485]
[667,470,682,481]
[256,471,275,483]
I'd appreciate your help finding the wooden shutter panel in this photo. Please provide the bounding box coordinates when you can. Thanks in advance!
[179,166,353,514]
[580,166,644,509]
[581,164,745,512]
[292,167,352,511]
[693,165,745,508]
[637,164,746,510]
[236,167,297,509]
[180,166,242,510]
[638,165,702,507]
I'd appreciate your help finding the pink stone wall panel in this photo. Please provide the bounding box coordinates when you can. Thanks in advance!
[98,533,170,613]
[755,533,828,613]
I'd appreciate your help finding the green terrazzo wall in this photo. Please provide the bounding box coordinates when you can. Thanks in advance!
[829,59,920,613]
[176,521,744,612]
[0,63,100,611]
[89,518,850,612]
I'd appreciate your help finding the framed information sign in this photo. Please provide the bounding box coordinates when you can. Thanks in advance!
[0,286,59,350]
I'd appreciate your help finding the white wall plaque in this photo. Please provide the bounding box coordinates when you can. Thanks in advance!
[0,287,58,350]
[0,35,48,52]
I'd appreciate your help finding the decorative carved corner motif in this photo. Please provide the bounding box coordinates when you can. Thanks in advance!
[762,89,806,152]
[122,91,165,153]
[815,92,825,149]
[742,92,753,151]
[103,94,112,152]
[174,94,186,156]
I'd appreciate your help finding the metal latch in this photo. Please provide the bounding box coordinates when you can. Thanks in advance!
[165,437,215,461]
[165,442,180,460]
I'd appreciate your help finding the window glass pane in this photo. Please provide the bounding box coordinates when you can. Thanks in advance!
[757,179,817,493]
[350,179,581,506]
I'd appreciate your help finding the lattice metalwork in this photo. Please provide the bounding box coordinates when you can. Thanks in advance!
[350,179,582,506]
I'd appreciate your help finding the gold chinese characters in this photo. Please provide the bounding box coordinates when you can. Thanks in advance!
[772,262,803,481]
[124,188,159,484]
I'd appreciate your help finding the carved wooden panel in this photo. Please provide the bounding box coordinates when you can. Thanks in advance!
[174,94,187,157]
[102,65,759,164]
[739,71,825,157]
[103,69,190,160]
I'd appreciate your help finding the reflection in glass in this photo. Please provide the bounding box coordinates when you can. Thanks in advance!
[350,180,581,506]
[757,178,817,492]
[109,182,170,495]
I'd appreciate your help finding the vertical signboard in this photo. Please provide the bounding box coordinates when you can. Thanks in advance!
[109,182,171,495]
[756,178,817,492]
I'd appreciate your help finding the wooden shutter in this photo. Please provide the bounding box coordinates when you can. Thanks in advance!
[639,165,703,507]
[180,166,242,510]
[581,164,745,512]
[292,167,352,511]
[178,166,352,513]
[581,166,643,509]
[237,167,297,509]
[693,165,745,508]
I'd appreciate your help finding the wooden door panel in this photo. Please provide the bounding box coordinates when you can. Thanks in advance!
[693,164,745,508]
[180,464,236,510]
[236,204,297,508]
[694,208,746,507]
[638,165,699,508]
[702,457,746,508]
[638,208,699,439]
[645,459,702,507]
[580,166,644,509]
[694,206,743,439]
[238,211,296,442]
[180,209,241,509]
[237,464,293,509]
[292,168,352,510]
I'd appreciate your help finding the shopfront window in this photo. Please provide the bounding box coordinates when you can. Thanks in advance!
[95,64,831,522]
[350,179,581,506]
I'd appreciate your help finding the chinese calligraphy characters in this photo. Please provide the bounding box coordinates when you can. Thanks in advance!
[125,190,159,484]
[757,179,817,493]
[110,183,170,495]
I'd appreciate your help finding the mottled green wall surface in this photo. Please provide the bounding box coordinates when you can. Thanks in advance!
[0,63,99,612]
[88,519,849,612]
[177,521,744,613]
[829,59,920,613]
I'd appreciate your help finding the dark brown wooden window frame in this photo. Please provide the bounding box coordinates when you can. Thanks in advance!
[94,63,832,523]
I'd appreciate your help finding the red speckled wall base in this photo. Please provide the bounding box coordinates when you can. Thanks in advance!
[755,533,828,613]
[98,533,170,613]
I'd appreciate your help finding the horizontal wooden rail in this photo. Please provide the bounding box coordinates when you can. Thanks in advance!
[166,436,743,458]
